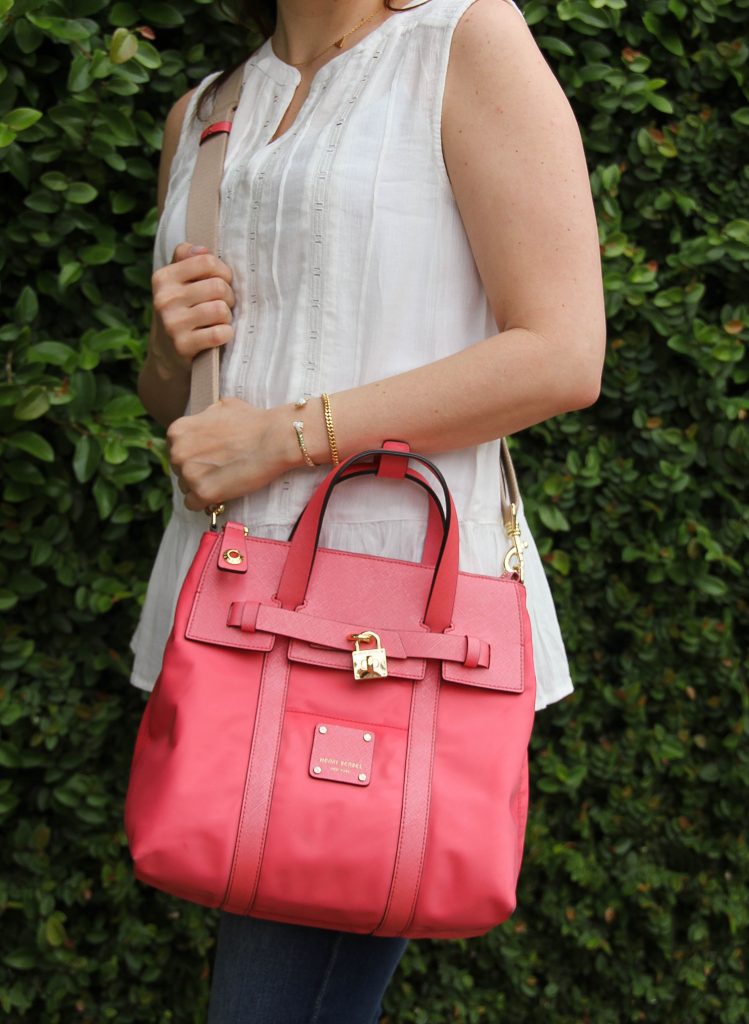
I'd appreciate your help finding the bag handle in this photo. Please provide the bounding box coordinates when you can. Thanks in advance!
[287,444,446,566]
[277,449,459,632]
[183,64,528,581]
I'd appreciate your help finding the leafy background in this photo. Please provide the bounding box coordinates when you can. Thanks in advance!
[1,0,747,1020]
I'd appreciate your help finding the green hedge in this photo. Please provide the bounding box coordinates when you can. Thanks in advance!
[1,0,747,1020]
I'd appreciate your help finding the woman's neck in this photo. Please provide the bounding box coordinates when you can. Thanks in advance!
[272,1,395,67]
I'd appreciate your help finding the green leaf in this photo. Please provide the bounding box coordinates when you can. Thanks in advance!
[2,951,36,970]
[547,550,572,576]
[73,435,101,483]
[138,1,184,28]
[27,14,94,43]
[40,170,70,191]
[134,39,162,70]
[93,476,117,518]
[109,2,139,26]
[724,220,749,245]
[90,50,115,81]
[642,12,660,36]
[13,18,44,54]
[537,36,575,58]
[6,431,55,462]
[59,261,83,289]
[648,93,674,114]
[14,387,50,421]
[65,181,98,204]
[102,393,144,423]
[43,915,67,948]
[0,124,16,148]
[537,505,571,532]
[659,32,684,57]
[14,285,38,324]
[27,341,77,367]
[732,108,749,127]
[4,107,43,132]
[67,52,94,93]
[104,108,139,146]
[24,188,61,212]
[102,437,129,464]
[110,190,136,213]
[522,1,547,27]
[80,242,116,265]
[109,27,138,64]
[695,575,728,598]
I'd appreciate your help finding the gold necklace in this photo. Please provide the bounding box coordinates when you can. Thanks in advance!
[274,5,383,68]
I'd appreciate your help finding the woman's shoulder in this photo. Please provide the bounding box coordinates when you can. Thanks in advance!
[444,0,530,58]
[442,0,571,155]
[414,0,525,32]
[156,87,198,216]
[162,86,199,153]
[403,0,532,97]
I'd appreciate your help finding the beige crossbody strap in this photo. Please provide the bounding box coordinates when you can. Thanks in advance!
[182,61,526,578]
[185,63,245,416]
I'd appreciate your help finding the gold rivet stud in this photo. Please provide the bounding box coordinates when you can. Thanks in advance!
[358,773,367,782]
[363,732,372,742]
[222,548,244,565]
[313,766,322,775]
[318,725,328,734]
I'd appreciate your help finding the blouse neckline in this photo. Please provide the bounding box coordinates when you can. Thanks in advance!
[248,0,432,87]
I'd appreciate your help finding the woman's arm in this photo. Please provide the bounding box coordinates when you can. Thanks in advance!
[168,0,606,510]
[320,0,605,449]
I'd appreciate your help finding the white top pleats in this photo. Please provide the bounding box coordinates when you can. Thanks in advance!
[129,0,575,711]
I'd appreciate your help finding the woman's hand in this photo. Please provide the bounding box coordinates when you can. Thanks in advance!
[139,242,237,428]
[150,242,236,377]
[167,398,304,511]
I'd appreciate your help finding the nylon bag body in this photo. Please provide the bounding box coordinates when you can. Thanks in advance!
[124,450,536,938]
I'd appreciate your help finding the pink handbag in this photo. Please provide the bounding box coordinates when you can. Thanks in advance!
[124,67,536,938]
[124,445,536,938]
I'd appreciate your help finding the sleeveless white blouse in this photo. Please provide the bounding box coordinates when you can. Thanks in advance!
[129,0,575,712]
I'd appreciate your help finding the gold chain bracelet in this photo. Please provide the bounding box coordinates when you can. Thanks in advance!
[321,393,340,465]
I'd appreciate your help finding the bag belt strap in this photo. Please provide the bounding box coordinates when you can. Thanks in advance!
[374,670,440,935]
[226,600,492,670]
[221,640,291,915]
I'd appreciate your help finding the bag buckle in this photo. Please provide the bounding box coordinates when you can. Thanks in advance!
[503,502,528,583]
[349,632,388,681]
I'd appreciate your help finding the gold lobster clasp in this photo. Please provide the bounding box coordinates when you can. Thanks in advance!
[206,503,226,531]
[503,502,528,583]
[349,631,388,681]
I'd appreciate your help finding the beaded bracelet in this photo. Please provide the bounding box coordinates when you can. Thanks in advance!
[292,420,316,468]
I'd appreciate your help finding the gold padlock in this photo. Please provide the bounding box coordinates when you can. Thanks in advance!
[349,631,388,680]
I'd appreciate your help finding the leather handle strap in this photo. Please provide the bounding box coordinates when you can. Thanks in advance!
[277,449,460,632]
[185,64,245,416]
[183,64,524,545]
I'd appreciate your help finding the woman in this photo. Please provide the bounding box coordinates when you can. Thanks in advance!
[130,0,606,1019]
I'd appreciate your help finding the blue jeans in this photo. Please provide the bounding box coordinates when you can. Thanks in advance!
[206,911,409,1024]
